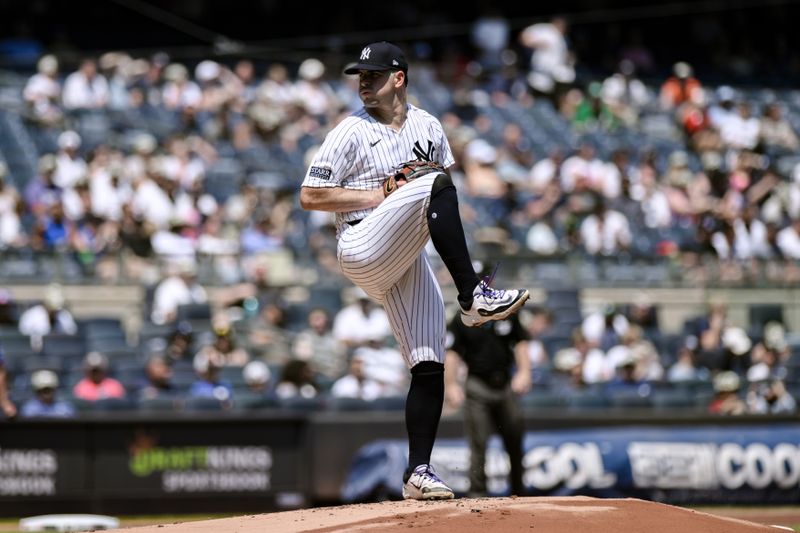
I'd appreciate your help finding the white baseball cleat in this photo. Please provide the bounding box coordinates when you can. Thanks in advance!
[460,280,530,327]
[402,464,455,500]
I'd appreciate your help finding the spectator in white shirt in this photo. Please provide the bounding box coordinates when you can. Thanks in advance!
[53,130,88,190]
[150,259,208,325]
[730,204,771,260]
[776,218,800,260]
[520,16,575,102]
[160,136,206,191]
[62,57,109,110]
[330,353,383,401]
[0,163,24,249]
[582,304,630,352]
[527,147,564,194]
[759,102,800,155]
[707,85,736,131]
[162,63,202,111]
[293,58,338,120]
[89,161,126,222]
[23,54,62,126]
[569,328,613,385]
[256,63,296,109]
[718,102,760,152]
[561,142,617,197]
[630,164,671,229]
[131,163,197,231]
[332,287,392,351]
[350,335,409,397]
[600,59,650,127]
[18,284,78,348]
[579,195,632,256]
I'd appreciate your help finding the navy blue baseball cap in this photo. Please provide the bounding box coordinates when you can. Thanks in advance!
[344,41,408,74]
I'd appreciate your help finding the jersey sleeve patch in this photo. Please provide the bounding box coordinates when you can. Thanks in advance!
[309,166,332,180]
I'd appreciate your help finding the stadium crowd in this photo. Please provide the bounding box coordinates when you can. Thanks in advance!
[0,14,799,418]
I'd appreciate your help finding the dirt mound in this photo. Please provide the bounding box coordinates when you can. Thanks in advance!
[101,496,791,533]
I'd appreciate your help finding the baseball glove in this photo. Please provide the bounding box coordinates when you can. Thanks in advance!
[382,159,445,197]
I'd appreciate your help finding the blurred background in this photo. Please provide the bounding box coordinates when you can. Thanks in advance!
[0,0,800,521]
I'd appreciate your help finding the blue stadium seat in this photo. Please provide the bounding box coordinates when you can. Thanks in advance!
[220,366,247,388]
[748,304,784,335]
[86,337,131,353]
[78,317,125,338]
[42,334,86,359]
[278,395,322,411]
[139,395,181,412]
[607,388,653,410]
[566,389,611,410]
[175,303,212,322]
[520,390,565,409]
[370,395,406,411]
[184,396,229,412]
[651,389,699,411]
[233,392,279,411]
[325,396,373,412]
[88,397,138,412]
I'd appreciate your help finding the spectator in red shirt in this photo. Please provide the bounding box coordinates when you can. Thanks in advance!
[659,62,703,110]
[72,351,126,401]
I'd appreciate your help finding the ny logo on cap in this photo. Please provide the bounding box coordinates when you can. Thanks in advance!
[360,47,371,61]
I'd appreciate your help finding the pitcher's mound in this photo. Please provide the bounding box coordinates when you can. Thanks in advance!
[105,496,789,533]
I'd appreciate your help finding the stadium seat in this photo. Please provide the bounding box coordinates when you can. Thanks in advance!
[78,317,125,339]
[170,369,197,391]
[42,334,86,359]
[86,337,131,353]
[651,389,700,412]
[325,396,373,412]
[175,303,212,322]
[539,335,572,356]
[137,322,175,344]
[23,355,65,374]
[139,395,181,412]
[520,390,565,409]
[278,395,322,412]
[370,395,406,411]
[0,325,25,340]
[220,366,248,388]
[748,304,784,334]
[233,392,279,411]
[88,397,138,412]
[2,335,35,354]
[607,389,654,410]
[184,396,229,412]
[566,389,611,411]
[546,289,580,308]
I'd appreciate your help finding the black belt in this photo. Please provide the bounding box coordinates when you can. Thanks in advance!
[346,219,362,226]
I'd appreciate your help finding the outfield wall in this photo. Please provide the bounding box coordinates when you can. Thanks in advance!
[0,412,798,516]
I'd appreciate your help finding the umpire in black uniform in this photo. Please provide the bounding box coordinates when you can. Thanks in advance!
[444,286,531,497]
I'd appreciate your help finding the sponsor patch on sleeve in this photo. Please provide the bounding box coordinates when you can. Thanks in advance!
[309,166,332,180]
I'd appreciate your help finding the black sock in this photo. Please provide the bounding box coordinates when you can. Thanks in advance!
[427,185,479,308]
[404,361,444,481]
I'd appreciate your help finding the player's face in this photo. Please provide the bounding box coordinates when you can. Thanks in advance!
[357,69,398,107]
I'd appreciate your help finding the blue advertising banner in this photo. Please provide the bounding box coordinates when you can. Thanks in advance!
[341,424,800,505]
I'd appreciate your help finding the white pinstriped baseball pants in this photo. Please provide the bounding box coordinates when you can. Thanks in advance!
[337,173,446,366]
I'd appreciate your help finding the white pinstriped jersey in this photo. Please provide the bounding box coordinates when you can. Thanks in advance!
[302,103,455,230]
